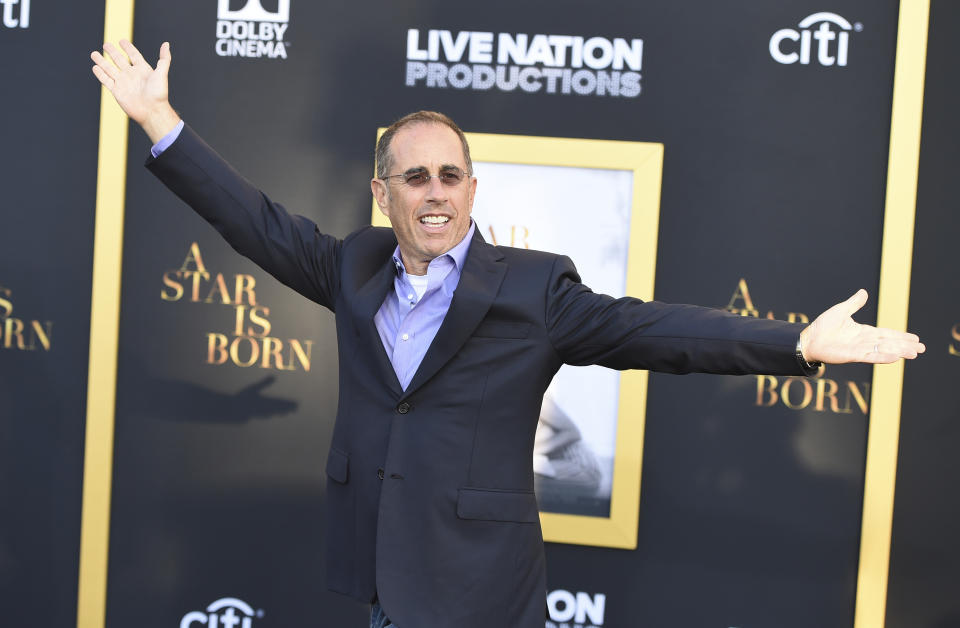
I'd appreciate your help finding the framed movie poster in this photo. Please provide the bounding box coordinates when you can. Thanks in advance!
[374,130,663,547]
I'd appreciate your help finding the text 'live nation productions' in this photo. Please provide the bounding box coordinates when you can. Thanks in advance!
[405,29,643,98]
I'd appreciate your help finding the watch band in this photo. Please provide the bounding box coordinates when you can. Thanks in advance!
[796,335,822,373]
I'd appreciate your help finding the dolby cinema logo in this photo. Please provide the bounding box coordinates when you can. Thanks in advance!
[215,0,290,59]
[405,29,643,98]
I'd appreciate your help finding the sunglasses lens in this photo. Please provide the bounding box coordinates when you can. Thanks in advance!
[440,170,463,185]
[396,168,468,187]
[404,172,428,186]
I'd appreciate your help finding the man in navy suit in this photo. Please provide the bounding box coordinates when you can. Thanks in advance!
[92,41,925,628]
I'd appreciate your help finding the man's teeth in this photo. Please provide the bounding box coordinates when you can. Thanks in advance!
[420,216,450,224]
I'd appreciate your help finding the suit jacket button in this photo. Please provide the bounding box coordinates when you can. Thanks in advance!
[377,468,384,480]
[397,402,410,414]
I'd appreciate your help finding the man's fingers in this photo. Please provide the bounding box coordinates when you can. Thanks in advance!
[873,327,921,345]
[118,39,146,66]
[90,51,119,80]
[156,41,171,75]
[868,336,925,362]
[102,42,130,69]
[844,289,868,316]
[91,65,114,89]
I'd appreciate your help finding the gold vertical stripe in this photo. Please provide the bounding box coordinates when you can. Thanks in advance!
[854,1,930,627]
[77,1,135,627]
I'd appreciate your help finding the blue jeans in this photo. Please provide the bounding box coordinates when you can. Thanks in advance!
[369,600,396,628]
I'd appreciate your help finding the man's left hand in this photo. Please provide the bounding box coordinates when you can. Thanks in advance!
[800,289,925,364]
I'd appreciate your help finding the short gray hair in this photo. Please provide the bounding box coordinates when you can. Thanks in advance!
[375,111,473,179]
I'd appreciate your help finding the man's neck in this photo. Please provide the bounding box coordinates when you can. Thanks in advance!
[403,257,430,276]
[396,221,475,276]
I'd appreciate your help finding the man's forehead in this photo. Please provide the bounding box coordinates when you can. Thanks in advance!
[390,123,465,168]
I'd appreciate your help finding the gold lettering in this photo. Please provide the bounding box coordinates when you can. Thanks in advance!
[815,378,843,413]
[29,321,52,351]
[511,226,530,249]
[248,306,271,337]
[179,242,208,274]
[0,290,53,352]
[288,339,313,371]
[204,273,233,304]
[755,370,867,414]
[234,305,246,336]
[182,270,210,302]
[0,287,12,318]
[780,377,813,410]
[755,375,779,406]
[949,323,960,356]
[160,271,184,301]
[235,274,257,306]
[727,278,755,312]
[233,305,271,337]
[487,225,530,248]
[206,335,314,371]
[229,336,260,367]
[206,333,229,364]
[261,337,289,370]
[724,279,809,322]
[4,318,26,349]
[845,381,870,415]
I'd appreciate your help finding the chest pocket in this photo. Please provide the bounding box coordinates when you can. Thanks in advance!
[472,319,531,339]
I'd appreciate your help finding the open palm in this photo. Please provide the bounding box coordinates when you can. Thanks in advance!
[802,289,925,364]
[91,40,178,141]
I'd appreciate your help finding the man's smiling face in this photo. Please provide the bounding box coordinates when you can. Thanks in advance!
[372,122,477,275]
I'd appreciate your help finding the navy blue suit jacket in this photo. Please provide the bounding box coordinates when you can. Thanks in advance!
[147,125,812,628]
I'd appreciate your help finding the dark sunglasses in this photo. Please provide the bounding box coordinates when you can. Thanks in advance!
[380,166,472,187]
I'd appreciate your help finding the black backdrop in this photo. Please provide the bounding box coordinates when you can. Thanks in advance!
[886,1,960,626]
[2,1,957,626]
[0,2,104,626]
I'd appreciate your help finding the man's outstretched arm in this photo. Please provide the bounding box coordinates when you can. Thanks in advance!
[546,256,924,374]
[90,40,345,310]
[91,40,180,143]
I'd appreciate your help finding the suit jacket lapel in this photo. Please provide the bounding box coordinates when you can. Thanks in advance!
[352,257,404,397]
[402,232,506,398]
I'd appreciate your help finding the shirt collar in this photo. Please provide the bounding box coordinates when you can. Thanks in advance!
[391,220,476,276]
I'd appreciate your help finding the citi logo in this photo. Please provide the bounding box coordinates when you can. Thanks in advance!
[1,0,30,28]
[215,0,290,59]
[769,12,862,67]
[546,589,605,627]
[180,597,263,628]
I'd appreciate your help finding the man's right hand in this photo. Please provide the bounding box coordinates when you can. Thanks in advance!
[91,40,181,143]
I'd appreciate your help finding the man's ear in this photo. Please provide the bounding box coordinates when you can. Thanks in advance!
[467,176,477,213]
[371,179,390,218]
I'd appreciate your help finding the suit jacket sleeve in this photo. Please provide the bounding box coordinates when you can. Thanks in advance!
[145,123,343,311]
[545,255,813,376]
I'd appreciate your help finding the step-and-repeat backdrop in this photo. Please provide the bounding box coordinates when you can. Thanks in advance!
[2,0,956,626]
[0,1,104,626]
[886,1,959,627]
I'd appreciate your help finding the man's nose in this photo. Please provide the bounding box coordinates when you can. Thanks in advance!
[423,175,448,200]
